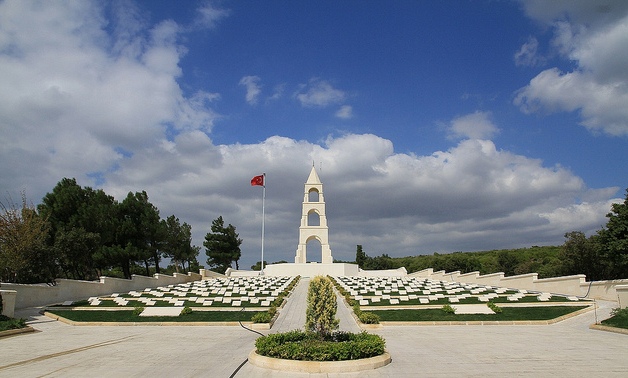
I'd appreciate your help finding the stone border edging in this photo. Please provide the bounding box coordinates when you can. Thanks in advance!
[589,324,628,335]
[0,326,35,338]
[247,349,391,373]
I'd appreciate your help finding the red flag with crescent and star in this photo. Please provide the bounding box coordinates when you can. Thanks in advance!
[251,174,264,187]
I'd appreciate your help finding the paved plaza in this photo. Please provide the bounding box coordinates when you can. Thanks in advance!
[2,278,627,377]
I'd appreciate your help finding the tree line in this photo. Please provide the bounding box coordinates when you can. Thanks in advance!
[0,178,244,283]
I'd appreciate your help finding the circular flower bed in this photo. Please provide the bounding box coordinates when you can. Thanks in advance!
[255,330,386,361]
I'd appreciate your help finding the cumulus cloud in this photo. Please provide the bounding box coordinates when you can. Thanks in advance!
[0,1,620,269]
[295,78,346,107]
[239,75,262,105]
[103,131,618,265]
[448,111,499,140]
[515,1,628,136]
[0,1,219,196]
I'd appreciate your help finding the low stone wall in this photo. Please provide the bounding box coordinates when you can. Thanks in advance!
[262,263,360,277]
[2,272,202,309]
[0,290,17,317]
[409,268,628,302]
[617,285,628,309]
[358,267,408,277]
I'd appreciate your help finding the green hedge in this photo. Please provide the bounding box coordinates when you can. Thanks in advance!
[255,330,385,361]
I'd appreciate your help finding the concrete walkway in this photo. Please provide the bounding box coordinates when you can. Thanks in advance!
[2,299,627,377]
[272,277,361,333]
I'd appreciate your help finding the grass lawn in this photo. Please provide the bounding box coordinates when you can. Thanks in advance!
[47,309,264,323]
[0,315,27,331]
[600,308,628,330]
[370,306,589,322]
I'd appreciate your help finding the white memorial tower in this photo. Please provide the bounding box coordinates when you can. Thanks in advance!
[295,165,334,264]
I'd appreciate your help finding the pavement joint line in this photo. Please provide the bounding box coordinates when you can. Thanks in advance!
[0,335,137,371]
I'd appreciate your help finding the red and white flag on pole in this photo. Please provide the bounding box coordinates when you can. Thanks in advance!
[251,174,264,187]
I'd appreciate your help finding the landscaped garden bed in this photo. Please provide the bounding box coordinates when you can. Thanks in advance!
[45,309,264,323]
[370,305,590,322]
[250,276,391,373]
[600,307,628,330]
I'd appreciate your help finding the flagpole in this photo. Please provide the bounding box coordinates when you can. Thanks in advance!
[261,173,266,274]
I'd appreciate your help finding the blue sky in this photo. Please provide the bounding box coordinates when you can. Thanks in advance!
[1,0,627,269]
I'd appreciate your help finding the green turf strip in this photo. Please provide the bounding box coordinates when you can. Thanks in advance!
[370,306,588,322]
[47,309,263,322]
[600,310,628,330]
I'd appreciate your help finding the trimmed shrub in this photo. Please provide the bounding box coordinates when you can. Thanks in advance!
[441,304,456,314]
[358,312,380,324]
[487,302,502,314]
[306,276,339,337]
[255,330,385,361]
[180,306,193,316]
[132,306,144,316]
[251,312,272,323]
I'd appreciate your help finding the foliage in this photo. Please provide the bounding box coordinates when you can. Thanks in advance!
[601,307,628,330]
[441,304,456,314]
[560,231,604,280]
[250,261,267,271]
[358,312,381,324]
[355,245,367,268]
[27,178,201,282]
[487,302,502,314]
[204,216,242,274]
[306,276,339,337]
[0,315,27,331]
[597,188,628,279]
[254,330,385,361]
[180,306,193,316]
[0,192,51,283]
[161,215,199,273]
[251,311,272,323]
[132,306,144,316]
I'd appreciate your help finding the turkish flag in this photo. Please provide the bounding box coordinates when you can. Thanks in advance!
[251,174,264,187]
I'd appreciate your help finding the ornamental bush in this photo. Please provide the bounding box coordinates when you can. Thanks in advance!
[251,311,271,323]
[306,276,339,337]
[255,330,385,361]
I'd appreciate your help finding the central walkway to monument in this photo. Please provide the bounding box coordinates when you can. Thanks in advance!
[272,277,361,333]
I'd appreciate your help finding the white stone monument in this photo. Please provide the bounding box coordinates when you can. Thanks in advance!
[294,165,334,264]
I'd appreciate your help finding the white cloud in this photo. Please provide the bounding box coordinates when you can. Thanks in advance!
[295,78,346,107]
[514,36,545,67]
[448,111,499,140]
[515,2,628,136]
[106,132,618,265]
[0,1,621,270]
[0,0,219,197]
[335,105,353,119]
[239,76,262,105]
[194,1,230,30]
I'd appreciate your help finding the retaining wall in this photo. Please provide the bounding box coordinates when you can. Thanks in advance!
[2,272,201,309]
[409,268,628,302]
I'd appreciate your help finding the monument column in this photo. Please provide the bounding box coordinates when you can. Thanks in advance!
[295,165,333,264]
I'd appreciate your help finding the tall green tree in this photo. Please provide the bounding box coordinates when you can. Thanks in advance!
[39,178,118,280]
[598,188,628,279]
[117,191,163,277]
[204,216,242,274]
[560,231,603,280]
[161,215,199,273]
[305,276,339,338]
[355,244,366,268]
[0,193,51,283]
